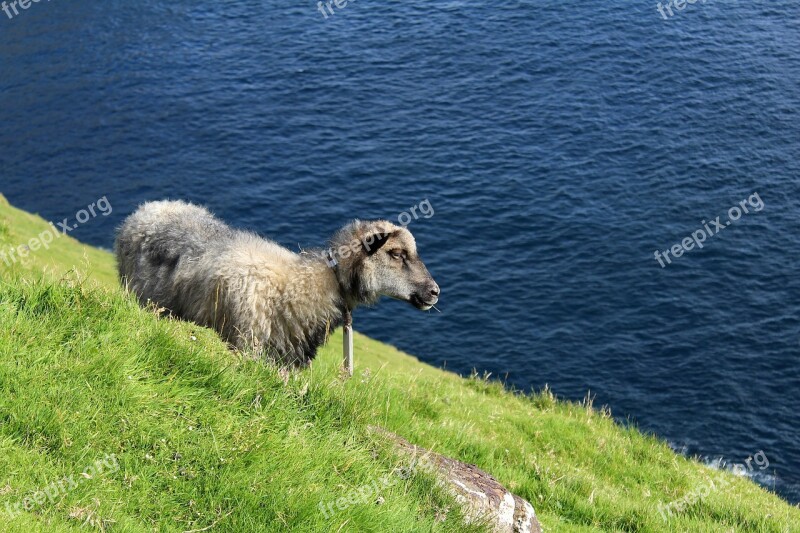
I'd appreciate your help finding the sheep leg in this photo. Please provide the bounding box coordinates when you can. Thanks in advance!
[343,310,354,377]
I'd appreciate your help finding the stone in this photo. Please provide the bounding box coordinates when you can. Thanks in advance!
[370,427,542,533]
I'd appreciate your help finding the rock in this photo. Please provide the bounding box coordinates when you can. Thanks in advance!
[370,427,542,533]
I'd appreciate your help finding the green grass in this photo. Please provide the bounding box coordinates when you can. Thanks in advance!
[0,195,117,287]
[0,193,798,532]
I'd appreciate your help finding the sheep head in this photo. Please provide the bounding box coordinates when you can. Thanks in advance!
[328,220,440,311]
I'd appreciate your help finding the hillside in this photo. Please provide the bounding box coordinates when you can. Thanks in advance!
[0,193,798,532]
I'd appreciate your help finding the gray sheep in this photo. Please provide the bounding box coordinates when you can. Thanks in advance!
[115,200,440,366]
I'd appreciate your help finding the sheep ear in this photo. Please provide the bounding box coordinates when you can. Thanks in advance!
[362,232,394,256]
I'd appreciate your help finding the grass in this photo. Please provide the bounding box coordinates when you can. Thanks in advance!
[0,193,798,532]
[0,195,117,287]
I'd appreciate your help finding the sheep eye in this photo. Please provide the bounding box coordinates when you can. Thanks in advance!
[389,250,404,260]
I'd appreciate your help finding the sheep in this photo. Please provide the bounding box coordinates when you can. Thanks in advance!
[115,200,440,367]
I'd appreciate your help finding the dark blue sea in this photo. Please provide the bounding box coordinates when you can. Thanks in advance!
[1,0,798,504]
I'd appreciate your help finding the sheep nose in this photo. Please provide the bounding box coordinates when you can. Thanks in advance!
[430,284,440,297]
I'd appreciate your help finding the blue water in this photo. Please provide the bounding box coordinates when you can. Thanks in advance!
[1,0,799,504]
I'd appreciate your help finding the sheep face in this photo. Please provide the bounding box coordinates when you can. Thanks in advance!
[332,221,440,311]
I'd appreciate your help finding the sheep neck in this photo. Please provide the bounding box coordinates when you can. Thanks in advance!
[324,249,354,317]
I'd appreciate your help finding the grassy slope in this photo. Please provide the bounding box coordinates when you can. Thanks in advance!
[0,194,798,532]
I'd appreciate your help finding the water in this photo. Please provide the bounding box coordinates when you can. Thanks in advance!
[1,0,798,503]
